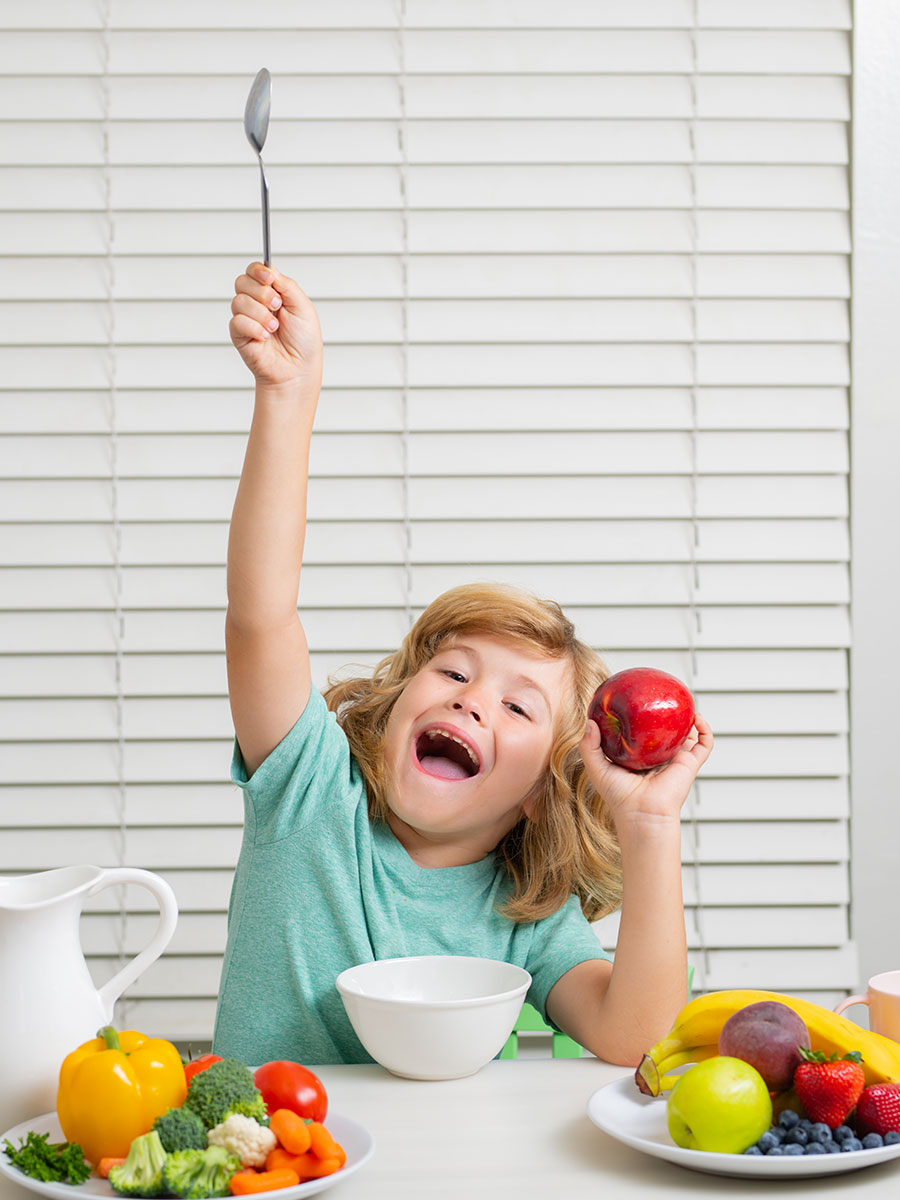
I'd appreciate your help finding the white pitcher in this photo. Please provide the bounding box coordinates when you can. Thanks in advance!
[0,865,178,1139]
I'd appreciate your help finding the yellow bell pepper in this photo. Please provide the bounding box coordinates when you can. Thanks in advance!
[57,1025,186,1165]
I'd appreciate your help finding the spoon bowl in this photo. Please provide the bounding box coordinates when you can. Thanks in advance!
[243,68,272,264]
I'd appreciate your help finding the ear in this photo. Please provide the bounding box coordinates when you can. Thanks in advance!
[521,793,537,820]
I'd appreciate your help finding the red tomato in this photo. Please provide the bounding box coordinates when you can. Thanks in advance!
[184,1053,223,1083]
[254,1060,327,1123]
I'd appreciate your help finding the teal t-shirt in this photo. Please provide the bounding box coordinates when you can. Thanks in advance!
[213,685,612,1065]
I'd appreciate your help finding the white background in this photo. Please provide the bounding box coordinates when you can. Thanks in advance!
[850,0,900,994]
[1,0,888,1042]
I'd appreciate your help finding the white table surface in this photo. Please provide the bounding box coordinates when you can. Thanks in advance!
[315,1058,900,1198]
[4,1058,900,1200]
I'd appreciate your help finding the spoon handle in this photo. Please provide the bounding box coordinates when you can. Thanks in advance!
[258,158,271,266]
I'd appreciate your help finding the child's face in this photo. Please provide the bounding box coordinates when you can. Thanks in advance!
[382,633,573,865]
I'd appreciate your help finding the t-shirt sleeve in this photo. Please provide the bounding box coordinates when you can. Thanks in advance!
[524,895,613,1028]
[230,685,366,842]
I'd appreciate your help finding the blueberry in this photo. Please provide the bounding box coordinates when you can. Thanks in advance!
[778,1110,801,1129]
[765,1146,785,1156]
[823,1140,842,1153]
[783,1143,805,1156]
[862,1133,884,1149]
[809,1123,832,1144]
[768,1125,786,1143]
[757,1131,779,1152]
[884,1130,900,1145]
[743,1145,763,1155]
[786,1126,809,1145]
[804,1142,826,1154]
[834,1124,855,1142]
[841,1137,863,1152]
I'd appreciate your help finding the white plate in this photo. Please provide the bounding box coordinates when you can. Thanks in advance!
[587,1076,900,1180]
[0,1111,374,1200]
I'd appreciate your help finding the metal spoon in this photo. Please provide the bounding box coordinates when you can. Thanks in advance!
[243,68,272,265]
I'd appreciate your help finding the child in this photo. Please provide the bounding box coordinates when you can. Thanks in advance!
[213,262,713,1068]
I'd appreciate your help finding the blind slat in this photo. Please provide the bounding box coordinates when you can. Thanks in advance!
[0,476,849,522]
[0,298,853,345]
[0,520,851,568]
[0,648,849,698]
[0,776,848,823]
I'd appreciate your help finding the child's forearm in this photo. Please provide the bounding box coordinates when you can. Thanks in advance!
[564,716,712,1063]
[226,380,319,631]
[595,817,688,1061]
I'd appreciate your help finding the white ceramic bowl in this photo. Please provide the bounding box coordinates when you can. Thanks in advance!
[335,955,531,1080]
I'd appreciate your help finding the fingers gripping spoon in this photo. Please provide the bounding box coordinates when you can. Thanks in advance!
[244,68,272,265]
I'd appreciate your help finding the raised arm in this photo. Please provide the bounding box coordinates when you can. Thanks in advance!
[226,262,324,775]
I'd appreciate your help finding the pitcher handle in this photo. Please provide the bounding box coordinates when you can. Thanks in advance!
[834,994,869,1017]
[88,867,179,1018]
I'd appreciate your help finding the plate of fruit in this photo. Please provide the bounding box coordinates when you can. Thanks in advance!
[588,989,900,1179]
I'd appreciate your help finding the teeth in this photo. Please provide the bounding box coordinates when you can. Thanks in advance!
[424,728,479,768]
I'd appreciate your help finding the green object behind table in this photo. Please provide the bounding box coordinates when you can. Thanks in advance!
[501,964,695,1059]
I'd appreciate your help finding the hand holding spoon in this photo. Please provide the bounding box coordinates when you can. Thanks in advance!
[243,68,272,265]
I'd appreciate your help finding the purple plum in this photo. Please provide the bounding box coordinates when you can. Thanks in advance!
[718,1001,811,1093]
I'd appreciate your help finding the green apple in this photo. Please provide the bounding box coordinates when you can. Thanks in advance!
[667,1056,773,1154]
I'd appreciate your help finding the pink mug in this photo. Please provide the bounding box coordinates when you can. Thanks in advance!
[835,970,900,1042]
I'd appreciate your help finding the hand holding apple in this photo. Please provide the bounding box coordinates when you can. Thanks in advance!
[579,705,712,837]
[588,667,695,772]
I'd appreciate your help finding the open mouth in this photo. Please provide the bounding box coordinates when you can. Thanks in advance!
[415,727,481,781]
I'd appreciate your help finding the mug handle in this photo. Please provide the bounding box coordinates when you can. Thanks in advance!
[88,867,179,1018]
[834,994,869,1017]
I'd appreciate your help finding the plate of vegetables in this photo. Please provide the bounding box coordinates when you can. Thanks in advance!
[1,1041,374,1200]
[0,1110,373,1200]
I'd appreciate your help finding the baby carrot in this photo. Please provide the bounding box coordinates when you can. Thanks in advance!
[263,1150,342,1181]
[96,1157,127,1179]
[307,1122,343,1163]
[264,1149,297,1173]
[269,1108,312,1155]
[229,1168,300,1194]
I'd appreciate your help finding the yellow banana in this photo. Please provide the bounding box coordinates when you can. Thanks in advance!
[646,1043,719,1094]
[636,1042,718,1094]
[635,989,900,1097]
[656,1044,719,1076]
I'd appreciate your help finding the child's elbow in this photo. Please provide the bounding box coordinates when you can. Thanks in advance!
[583,1011,680,1068]
[584,1037,647,1069]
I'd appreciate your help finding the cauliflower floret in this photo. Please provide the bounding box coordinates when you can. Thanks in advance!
[206,1114,276,1169]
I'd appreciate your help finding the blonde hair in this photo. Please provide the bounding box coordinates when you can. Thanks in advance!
[323,582,622,923]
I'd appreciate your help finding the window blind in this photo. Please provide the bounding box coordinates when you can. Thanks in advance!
[0,0,853,1041]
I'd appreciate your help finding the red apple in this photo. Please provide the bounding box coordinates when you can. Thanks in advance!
[588,667,695,771]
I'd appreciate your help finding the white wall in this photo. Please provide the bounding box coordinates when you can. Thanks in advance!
[850,0,900,990]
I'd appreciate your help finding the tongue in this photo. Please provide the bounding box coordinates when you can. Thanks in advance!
[419,755,470,780]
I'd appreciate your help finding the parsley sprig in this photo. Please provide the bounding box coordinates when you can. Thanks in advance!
[3,1131,91,1185]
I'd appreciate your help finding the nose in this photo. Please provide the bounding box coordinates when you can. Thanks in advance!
[452,696,483,724]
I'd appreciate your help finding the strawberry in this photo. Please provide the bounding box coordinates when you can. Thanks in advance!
[793,1048,865,1128]
[856,1083,900,1137]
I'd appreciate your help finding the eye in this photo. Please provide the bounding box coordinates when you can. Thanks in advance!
[441,669,467,683]
[505,701,530,719]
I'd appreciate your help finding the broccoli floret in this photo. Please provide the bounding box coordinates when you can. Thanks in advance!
[183,1058,268,1129]
[108,1131,168,1198]
[160,1146,241,1199]
[152,1107,208,1153]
